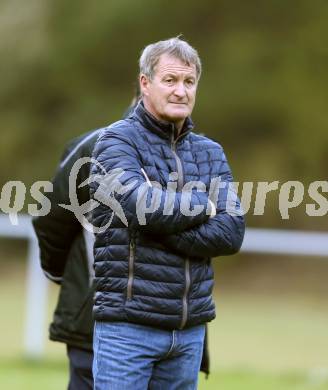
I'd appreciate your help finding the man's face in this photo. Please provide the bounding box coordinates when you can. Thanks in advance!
[140,53,198,129]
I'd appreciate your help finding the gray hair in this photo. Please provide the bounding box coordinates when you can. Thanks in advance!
[139,37,202,80]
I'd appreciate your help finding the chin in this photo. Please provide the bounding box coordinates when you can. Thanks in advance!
[166,109,190,121]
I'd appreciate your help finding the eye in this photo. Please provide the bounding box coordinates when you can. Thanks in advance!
[185,79,195,87]
[164,78,174,84]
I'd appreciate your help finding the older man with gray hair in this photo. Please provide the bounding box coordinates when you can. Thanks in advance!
[90,37,245,389]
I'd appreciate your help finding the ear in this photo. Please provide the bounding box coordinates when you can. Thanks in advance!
[140,74,150,96]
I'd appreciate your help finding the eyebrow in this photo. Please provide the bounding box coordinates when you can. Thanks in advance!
[162,73,196,79]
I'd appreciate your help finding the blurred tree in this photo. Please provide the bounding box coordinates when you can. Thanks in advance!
[0,0,327,228]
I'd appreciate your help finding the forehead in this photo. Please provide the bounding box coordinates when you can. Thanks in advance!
[154,53,196,77]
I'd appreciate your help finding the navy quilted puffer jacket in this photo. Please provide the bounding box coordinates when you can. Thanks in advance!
[90,102,245,330]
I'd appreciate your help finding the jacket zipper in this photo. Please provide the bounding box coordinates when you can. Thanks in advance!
[171,133,191,329]
[171,135,184,192]
[127,235,136,300]
[180,258,190,329]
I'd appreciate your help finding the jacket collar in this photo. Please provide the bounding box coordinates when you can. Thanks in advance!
[132,100,194,141]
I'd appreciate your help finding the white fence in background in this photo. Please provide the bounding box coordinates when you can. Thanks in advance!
[0,213,327,359]
[0,214,47,359]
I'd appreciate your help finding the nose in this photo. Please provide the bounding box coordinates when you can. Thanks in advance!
[173,81,187,98]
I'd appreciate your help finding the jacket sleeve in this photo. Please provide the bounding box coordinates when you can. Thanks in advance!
[160,152,245,258]
[91,124,211,235]
[32,131,98,283]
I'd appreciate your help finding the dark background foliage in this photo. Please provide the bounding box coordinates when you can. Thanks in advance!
[1,0,327,229]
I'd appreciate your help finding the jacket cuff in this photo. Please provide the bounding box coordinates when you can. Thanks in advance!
[43,270,63,284]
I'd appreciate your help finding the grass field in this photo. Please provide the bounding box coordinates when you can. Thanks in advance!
[1,358,328,390]
[1,253,328,389]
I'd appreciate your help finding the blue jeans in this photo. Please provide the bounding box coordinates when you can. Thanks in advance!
[93,321,205,390]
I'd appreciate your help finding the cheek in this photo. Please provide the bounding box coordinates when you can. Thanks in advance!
[161,94,170,107]
[189,91,196,104]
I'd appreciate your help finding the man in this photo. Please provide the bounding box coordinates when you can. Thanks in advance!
[32,128,102,390]
[90,37,245,389]
[32,97,212,390]
[31,93,140,389]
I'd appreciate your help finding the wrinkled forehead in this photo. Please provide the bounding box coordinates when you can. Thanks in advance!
[154,53,197,78]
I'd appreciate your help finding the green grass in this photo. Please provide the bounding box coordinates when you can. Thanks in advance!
[1,258,328,389]
[0,359,67,390]
[207,293,328,372]
[1,359,328,390]
[198,369,328,390]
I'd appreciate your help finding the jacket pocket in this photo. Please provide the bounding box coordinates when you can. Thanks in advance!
[126,236,136,300]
